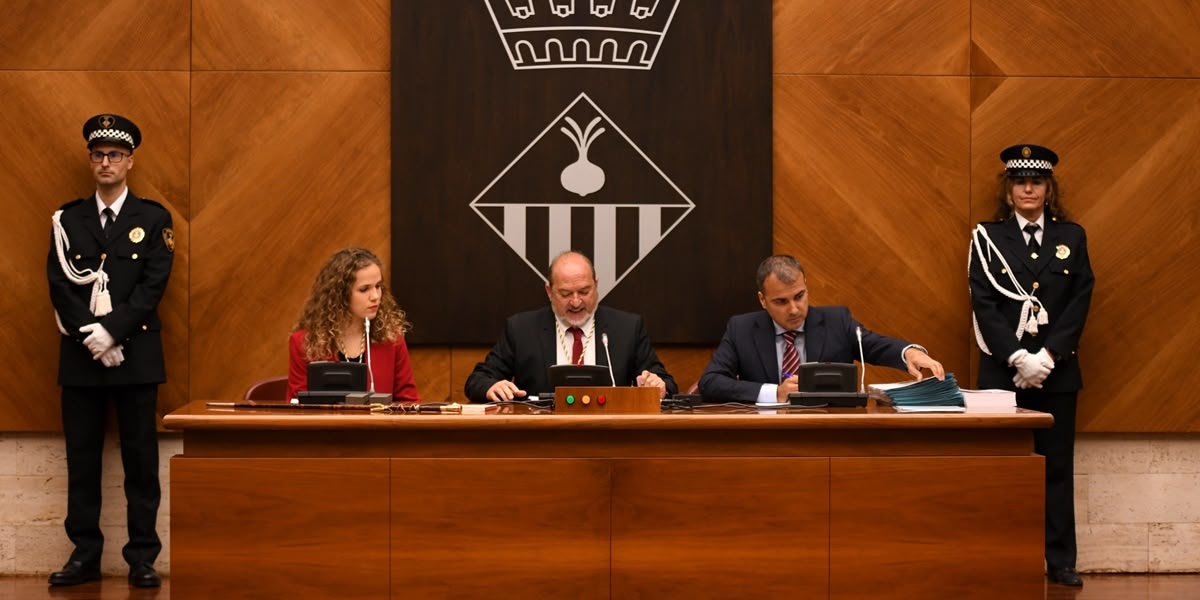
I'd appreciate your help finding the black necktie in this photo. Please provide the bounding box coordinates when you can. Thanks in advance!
[102,208,115,239]
[1023,223,1040,256]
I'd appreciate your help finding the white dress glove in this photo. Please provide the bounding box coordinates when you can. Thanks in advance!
[1013,372,1040,389]
[1009,349,1051,384]
[98,345,125,368]
[80,323,115,357]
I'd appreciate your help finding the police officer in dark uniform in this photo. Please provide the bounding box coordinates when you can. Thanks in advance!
[969,144,1094,588]
[46,114,174,588]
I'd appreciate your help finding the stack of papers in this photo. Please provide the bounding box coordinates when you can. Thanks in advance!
[869,374,966,412]
[960,388,1017,411]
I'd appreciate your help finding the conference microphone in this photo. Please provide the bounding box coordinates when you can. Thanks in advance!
[365,317,376,393]
[346,317,391,405]
[855,326,866,393]
[601,333,616,386]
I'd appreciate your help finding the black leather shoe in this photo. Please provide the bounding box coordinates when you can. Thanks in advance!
[129,562,161,588]
[1048,566,1084,587]
[48,560,100,586]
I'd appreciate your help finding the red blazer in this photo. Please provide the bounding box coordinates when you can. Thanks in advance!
[287,330,420,403]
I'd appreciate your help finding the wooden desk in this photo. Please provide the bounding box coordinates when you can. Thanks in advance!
[164,402,1052,599]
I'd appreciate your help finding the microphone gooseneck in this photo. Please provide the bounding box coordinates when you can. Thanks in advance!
[601,333,616,386]
[365,317,376,393]
[855,326,866,393]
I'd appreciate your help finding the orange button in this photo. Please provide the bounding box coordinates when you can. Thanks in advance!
[581,395,591,405]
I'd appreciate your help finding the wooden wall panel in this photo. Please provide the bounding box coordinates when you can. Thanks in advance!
[971,77,1200,432]
[774,75,972,385]
[407,346,450,403]
[192,0,389,70]
[973,1,1200,77]
[3,1,1199,432]
[189,72,390,401]
[775,0,969,75]
[0,71,189,431]
[0,0,189,70]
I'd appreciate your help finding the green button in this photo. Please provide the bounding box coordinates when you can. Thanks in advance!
[566,395,575,405]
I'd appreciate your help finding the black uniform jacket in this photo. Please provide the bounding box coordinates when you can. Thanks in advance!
[47,192,174,386]
[969,217,1094,392]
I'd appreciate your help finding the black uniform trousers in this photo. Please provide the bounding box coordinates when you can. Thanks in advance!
[61,384,162,567]
[1016,388,1078,570]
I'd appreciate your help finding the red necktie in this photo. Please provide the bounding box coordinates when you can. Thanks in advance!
[781,330,800,382]
[569,327,583,365]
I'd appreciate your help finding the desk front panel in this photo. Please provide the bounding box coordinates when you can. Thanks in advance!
[612,458,830,598]
[830,456,1045,600]
[170,458,390,600]
[391,459,611,599]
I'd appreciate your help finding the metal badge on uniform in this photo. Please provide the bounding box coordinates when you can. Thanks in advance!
[1021,146,1032,158]
[129,227,145,243]
[1055,244,1070,260]
[162,228,175,253]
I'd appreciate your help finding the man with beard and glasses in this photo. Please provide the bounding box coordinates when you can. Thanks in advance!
[465,251,676,403]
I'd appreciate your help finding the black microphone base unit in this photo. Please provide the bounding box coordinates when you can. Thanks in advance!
[297,390,355,405]
[787,391,868,408]
[346,392,393,405]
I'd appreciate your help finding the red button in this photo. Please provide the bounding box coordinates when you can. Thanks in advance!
[597,395,606,405]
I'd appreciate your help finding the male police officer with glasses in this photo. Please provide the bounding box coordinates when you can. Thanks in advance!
[46,114,174,588]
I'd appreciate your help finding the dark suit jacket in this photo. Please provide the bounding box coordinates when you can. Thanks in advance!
[698,306,911,403]
[464,305,677,402]
[970,217,1094,392]
[47,192,174,387]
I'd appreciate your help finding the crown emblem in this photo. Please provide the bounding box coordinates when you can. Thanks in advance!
[484,0,681,70]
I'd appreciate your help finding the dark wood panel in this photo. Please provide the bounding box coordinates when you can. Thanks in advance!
[407,346,450,403]
[188,72,390,403]
[0,0,189,70]
[970,77,1200,432]
[612,458,829,597]
[972,1,1200,77]
[12,573,1200,599]
[775,0,969,75]
[450,345,490,403]
[192,0,389,70]
[170,457,390,599]
[391,459,610,598]
[0,71,190,430]
[394,1,772,344]
[830,456,1044,599]
[774,75,972,386]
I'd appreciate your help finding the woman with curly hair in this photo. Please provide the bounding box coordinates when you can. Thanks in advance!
[286,247,420,402]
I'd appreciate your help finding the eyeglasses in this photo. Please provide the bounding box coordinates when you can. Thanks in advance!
[89,150,129,163]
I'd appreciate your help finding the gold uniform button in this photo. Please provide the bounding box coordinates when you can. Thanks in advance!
[142,325,148,331]
[74,254,81,260]
[131,253,138,260]
[1000,268,1007,274]
[100,253,107,260]
[1064,269,1069,274]
[1032,282,1040,289]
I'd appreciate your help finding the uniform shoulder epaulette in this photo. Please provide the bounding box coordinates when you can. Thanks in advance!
[57,198,87,211]
[139,198,168,211]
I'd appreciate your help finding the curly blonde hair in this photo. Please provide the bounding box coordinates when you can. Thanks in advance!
[294,247,410,362]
